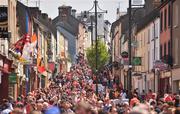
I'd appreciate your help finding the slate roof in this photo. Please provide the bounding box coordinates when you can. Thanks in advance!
[17,1,56,37]
[53,14,83,36]
[136,8,160,33]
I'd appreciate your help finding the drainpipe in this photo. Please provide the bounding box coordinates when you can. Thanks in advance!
[170,1,173,93]
[153,21,156,93]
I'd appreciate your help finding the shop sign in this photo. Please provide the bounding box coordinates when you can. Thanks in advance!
[9,72,17,84]
[121,51,128,58]
[0,7,8,38]
[131,40,138,48]
[132,0,144,5]
[132,57,142,66]
[153,60,168,70]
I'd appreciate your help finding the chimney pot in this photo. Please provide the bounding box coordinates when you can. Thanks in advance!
[42,13,48,21]
[71,9,76,17]
[58,5,72,16]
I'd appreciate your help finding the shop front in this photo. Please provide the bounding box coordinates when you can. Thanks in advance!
[159,71,172,95]
[172,68,180,94]
[0,54,13,102]
[8,72,17,100]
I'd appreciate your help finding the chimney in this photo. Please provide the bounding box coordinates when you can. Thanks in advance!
[116,8,120,19]
[58,5,72,17]
[42,13,48,21]
[49,18,52,24]
[71,9,76,17]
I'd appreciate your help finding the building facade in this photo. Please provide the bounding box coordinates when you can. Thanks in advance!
[172,0,180,94]
[134,9,160,93]
[159,0,173,94]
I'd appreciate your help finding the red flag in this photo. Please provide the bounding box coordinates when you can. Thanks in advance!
[9,34,30,56]
[38,66,45,73]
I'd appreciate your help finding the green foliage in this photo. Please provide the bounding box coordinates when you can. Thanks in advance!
[86,40,110,72]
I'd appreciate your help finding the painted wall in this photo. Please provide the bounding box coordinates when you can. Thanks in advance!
[57,26,76,63]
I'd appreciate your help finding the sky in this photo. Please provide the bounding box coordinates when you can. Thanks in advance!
[21,0,129,23]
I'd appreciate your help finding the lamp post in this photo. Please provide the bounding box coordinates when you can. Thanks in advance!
[128,0,132,94]
[85,0,107,95]
[128,0,144,95]
[90,15,94,46]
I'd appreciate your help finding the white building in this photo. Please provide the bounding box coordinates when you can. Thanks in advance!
[77,11,111,49]
[133,12,160,93]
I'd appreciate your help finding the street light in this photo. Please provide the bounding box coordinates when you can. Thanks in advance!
[85,0,107,95]
[128,0,144,96]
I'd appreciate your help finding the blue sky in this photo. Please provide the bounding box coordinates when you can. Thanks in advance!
[22,0,129,23]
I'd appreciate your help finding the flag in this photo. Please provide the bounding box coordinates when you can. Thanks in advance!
[9,34,30,59]
[31,33,38,58]
[20,42,32,63]
[38,66,45,73]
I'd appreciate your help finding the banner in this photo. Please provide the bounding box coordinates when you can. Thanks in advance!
[0,7,8,38]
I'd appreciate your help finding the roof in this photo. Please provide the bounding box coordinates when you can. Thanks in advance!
[159,0,172,9]
[28,7,57,37]
[111,14,127,36]
[136,8,160,33]
[17,1,56,37]
[53,14,84,36]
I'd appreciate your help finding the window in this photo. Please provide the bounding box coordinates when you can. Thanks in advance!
[144,32,146,45]
[152,48,154,61]
[164,9,167,30]
[148,51,150,71]
[155,23,159,38]
[148,29,150,43]
[160,12,163,31]
[164,43,167,56]
[168,4,171,26]
[175,39,179,64]
[160,45,163,58]
[168,41,171,55]
[155,47,158,60]
[1,45,5,54]
[174,5,179,26]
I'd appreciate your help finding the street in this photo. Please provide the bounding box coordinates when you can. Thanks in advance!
[0,0,180,114]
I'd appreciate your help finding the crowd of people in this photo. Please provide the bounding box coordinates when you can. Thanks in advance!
[0,53,179,114]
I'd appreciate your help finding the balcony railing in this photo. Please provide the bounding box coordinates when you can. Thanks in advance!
[161,55,173,67]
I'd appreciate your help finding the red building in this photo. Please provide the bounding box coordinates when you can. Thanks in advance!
[159,0,173,94]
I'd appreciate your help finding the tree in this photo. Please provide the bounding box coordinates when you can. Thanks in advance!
[86,40,110,72]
